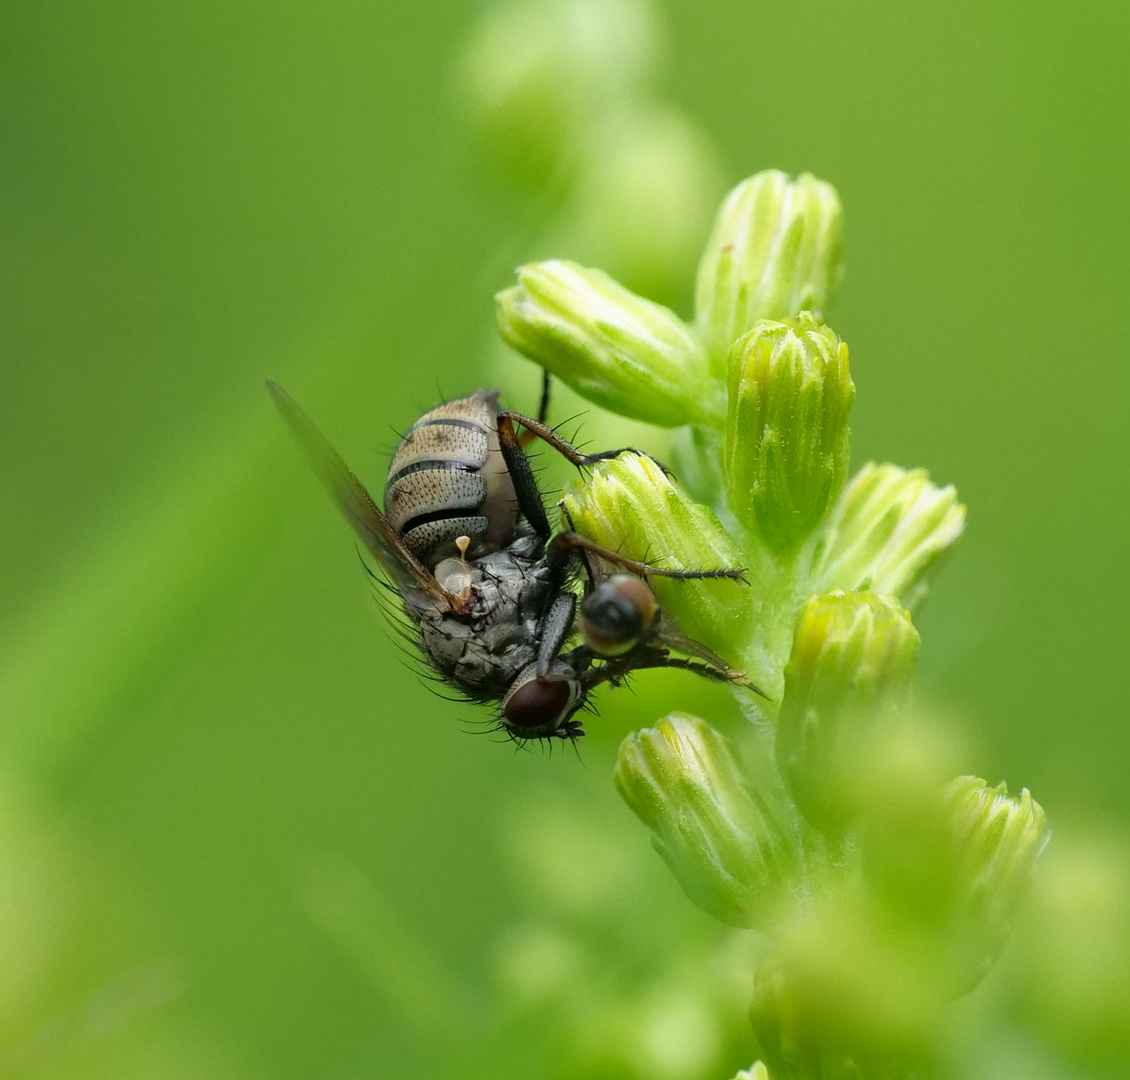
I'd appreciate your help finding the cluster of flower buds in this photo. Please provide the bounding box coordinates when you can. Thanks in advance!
[502,169,966,697]
[495,167,1046,1080]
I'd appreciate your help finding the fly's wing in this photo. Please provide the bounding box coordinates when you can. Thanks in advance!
[268,381,454,610]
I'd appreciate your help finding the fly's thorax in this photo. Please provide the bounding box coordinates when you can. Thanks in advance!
[416,549,554,697]
[383,389,519,567]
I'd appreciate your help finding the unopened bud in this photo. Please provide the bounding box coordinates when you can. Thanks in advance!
[812,463,966,611]
[496,260,717,427]
[561,453,750,662]
[730,1066,772,1080]
[777,591,919,837]
[695,171,844,369]
[724,314,853,551]
[616,714,797,928]
[943,776,1049,986]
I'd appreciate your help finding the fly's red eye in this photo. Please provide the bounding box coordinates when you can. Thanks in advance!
[581,574,658,657]
[502,675,572,733]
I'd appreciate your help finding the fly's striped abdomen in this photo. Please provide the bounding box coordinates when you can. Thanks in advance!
[384,389,519,568]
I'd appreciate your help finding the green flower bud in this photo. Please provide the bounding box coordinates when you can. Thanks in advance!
[942,776,1049,986]
[615,714,797,928]
[695,171,844,369]
[561,453,750,663]
[777,591,919,837]
[811,463,966,611]
[724,315,854,552]
[496,260,718,427]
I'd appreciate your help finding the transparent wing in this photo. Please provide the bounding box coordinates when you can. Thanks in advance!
[268,381,453,609]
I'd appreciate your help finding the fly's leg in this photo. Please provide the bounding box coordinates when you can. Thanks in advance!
[536,593,577,678]
[558,503,597,592]
[517,370,553,449]
[537,370,551,425]
[498,399,675,543]
[497,413,552,540]
[498,411,672,475]
[547,531,747,584]
[583,650,735,686]
[582,648,769,699]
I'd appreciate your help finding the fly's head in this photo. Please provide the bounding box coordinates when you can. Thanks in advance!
[579,573,659,657]
[499,661,587,743]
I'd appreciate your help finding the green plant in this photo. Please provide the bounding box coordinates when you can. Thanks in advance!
[495,169,1048,1080]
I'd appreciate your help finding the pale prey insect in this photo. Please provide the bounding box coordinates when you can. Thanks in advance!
[268,377,751,742]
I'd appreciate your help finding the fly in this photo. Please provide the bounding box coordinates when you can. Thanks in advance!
[268,377,755,742]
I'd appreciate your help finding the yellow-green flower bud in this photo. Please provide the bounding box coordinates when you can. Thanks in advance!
[496,260,718,427]
[724,315,854,552]
[562,453,750,663]
[695,171,844,369]
[777,591,919,837]
[616,714,797,928]
[943,776,1049,986]
[811,463,966,611]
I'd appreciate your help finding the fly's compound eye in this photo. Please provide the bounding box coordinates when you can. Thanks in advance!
[580,574,659,657]
[501,664,582,739]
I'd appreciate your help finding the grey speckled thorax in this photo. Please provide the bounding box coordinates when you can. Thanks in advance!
[412,540,556,699]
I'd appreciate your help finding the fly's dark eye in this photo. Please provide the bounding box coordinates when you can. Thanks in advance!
[502,675,572,733]
[581,574,658,657]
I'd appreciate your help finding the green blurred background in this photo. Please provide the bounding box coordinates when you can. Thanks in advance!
[2,0,1128,1076]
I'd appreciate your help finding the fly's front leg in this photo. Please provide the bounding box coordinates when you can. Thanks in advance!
[547,531,747,584]
[582,649,767,697]
[498,411,672,475]
[536,592,577,678]
[558,503,597,593]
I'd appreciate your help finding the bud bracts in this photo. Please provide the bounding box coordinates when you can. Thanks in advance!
[725,314,854,552]
[696,171,844,368]
[616,714,797,928]
[496,260,717,427]
[777,591,920,836]
[812,463,966,611]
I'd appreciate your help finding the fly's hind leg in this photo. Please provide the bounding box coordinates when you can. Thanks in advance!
[517,370,553,449]
[547,531,747,584]
[537,369,551,425]
[496,411,552,541]
[499,411,672,475]
[497,400,675,543]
